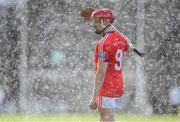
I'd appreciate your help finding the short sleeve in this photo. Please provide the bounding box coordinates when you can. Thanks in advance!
[119,32,131,51]
[97,40,109,62]
[123,36,131,51]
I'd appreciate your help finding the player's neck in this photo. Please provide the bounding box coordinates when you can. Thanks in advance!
[95,24,111,35]
[101,24,115,37]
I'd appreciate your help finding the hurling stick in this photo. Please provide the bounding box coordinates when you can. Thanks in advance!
[80,7,95,21]
[80,8,145,58]
[133,48,145,57]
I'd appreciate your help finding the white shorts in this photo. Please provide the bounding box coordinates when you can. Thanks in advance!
[96,96,124,109]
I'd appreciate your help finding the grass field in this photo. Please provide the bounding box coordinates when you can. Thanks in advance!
[0,113,179,122]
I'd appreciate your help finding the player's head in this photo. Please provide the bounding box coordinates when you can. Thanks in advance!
[90,9,115,33]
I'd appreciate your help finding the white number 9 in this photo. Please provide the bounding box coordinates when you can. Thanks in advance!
[115,49,123,71]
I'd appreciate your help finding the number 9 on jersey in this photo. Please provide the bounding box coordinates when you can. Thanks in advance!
[115,49,123,71]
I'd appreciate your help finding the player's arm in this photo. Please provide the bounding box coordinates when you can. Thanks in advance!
[123,36,134,53]
[112,26,134,53]
[125,37,134,53]
[119,32,145,57]
[121,34,145,57]
[92,61,108,100]
[89,60,107,110]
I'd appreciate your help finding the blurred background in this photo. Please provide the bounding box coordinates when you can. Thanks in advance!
[0,0,179,115]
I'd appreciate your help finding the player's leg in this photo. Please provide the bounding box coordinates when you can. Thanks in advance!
[96,96,118,122]
[98,107,115,122]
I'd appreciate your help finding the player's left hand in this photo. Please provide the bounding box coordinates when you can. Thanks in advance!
[89,99,97,110]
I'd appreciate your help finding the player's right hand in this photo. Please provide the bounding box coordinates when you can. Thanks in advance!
[89,99,97,110]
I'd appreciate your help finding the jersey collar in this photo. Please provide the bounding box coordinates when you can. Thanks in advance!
[102,24,115,37]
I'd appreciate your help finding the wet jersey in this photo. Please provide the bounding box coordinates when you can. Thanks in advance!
[94,30,129,97]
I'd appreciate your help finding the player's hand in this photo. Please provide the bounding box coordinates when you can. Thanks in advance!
[89,99,97,110]
[140,53,145,57]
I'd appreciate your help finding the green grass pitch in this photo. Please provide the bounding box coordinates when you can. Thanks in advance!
[0,113,179,122]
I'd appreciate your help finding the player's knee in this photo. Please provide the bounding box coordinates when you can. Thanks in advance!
[102,114,114,122]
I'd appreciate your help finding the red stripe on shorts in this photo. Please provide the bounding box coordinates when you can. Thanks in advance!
[98,96,102,108]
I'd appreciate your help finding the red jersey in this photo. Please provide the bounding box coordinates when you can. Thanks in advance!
[94,30,129,97]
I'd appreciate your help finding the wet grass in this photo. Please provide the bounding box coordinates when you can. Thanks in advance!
[0,113,179,122]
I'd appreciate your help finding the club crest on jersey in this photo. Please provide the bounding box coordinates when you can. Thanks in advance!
[106,46,111,50]
[98,52,106,58]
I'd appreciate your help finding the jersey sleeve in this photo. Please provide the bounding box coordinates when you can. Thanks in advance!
[123,36,131,51]
[97,40,110,62]
[119,33,130,51]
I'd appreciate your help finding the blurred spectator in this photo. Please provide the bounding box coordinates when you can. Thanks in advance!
[169,87,180,115]
[0,86,5,105]
[0,85,5,112]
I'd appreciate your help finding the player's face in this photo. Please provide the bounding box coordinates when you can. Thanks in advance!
[91,18,103,32]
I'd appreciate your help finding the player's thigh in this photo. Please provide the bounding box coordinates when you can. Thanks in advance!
[98,108,115,121]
